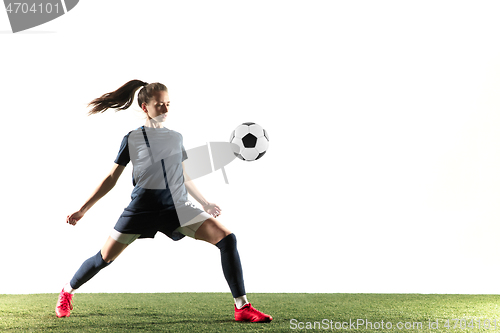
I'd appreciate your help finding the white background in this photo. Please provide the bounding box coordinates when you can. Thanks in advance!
[1,1,500,295]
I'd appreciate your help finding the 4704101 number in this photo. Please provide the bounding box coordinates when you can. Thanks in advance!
[5,2,61,14]
[444,318,498,330]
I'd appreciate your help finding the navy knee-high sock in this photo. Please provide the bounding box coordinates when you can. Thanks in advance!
[70,250,112,290]
[216,233,246,298]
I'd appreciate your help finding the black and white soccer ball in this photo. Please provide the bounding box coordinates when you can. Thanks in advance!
[230,122,269,161]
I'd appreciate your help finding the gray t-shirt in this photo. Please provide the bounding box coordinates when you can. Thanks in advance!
[114,126,188,210]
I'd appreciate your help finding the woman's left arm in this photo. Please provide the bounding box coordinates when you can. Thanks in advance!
[182,162,221,217]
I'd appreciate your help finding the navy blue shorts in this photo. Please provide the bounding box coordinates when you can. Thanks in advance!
[114,203,205,241]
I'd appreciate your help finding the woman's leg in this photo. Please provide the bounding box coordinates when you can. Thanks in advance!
[69,236,129,291]
[56,235,135,318]
[192,217,272,322]
[194,218,245,299]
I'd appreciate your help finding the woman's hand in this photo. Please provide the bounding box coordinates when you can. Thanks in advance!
[66,210,85,226]
[64,164,125,227]
[203,203,222,218]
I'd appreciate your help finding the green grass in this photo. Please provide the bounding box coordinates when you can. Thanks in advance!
[2,293,500,332]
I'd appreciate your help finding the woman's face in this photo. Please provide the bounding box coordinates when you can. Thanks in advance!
[142,90,170,122]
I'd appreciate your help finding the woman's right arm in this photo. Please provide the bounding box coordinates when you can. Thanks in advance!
[66,163,126,225]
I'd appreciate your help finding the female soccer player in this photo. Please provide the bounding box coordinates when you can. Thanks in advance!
[55,80,272,323]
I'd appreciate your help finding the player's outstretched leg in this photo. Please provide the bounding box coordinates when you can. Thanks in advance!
[195,218,273,323]
[56,236,129,318]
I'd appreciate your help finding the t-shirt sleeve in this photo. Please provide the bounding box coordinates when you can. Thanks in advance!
[181,145,188,162]
[114,133,131,166]
[179,132,187,161]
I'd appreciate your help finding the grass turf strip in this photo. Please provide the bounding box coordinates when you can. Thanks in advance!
[1,293,500,332]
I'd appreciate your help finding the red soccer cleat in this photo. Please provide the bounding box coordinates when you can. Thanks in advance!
[235,303,273,323]
[55,289,73,318]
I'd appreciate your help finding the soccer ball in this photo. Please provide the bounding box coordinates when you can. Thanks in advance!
[230,122,269,161]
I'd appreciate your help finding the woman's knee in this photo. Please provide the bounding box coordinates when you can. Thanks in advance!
[101,237,129,263]
[195,218,231,245]
[100,251,114,264]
